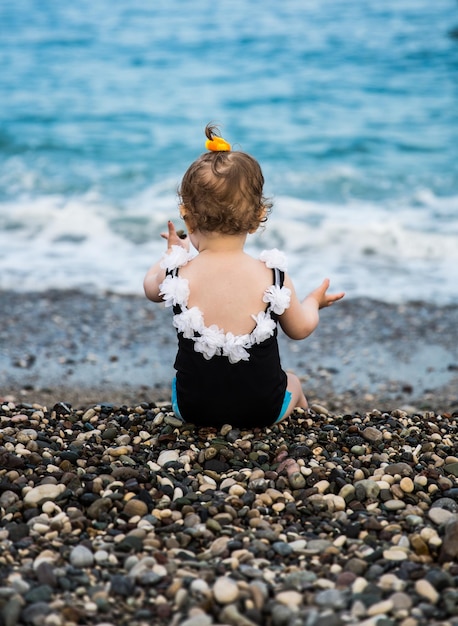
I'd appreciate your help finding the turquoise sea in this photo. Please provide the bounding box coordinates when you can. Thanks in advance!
[1,0,458,302]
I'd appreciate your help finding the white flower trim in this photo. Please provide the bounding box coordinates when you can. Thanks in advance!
[159,274,190,308]
[171,308,278,363]
[222,333,251,364]
[250,311,277,344]
[160,245,192,271]
[173,306,204,338]
[263,284,291,315]
[259,248,288,272]
[160,247,291,363]
[194,325,226,360]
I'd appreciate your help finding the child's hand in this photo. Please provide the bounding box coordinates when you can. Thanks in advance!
[160,221,190,251]
[309,279,345,309]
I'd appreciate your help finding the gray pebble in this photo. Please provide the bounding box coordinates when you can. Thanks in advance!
[315,588,347,610]
[24,585,53,604]
[20,602,52,625]
[270,603,294,626]
[272,541,293,557]
[431,497,458,512]
[70,545,94,568]
[1,594,23,626]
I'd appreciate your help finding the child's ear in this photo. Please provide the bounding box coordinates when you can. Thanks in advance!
[179,204,196,234]
[249,205,267,232]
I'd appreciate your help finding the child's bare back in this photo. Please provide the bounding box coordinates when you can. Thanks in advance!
[180,249,275,335]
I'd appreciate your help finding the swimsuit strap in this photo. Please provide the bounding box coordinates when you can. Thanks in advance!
[166,267,184,315]
[273,267,285,288]
[267,268,285,322]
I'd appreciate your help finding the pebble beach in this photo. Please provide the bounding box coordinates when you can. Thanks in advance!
[1,400,458,626]
[1,291,458,626]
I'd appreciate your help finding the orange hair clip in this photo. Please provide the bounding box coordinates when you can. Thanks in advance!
[205,136,231,152]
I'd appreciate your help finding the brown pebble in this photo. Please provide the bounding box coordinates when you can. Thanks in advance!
[123,498,148,518]
[399,477,414,493]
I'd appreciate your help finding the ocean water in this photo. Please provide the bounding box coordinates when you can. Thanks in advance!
[1,0,458,303]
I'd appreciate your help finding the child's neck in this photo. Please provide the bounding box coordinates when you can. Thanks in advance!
[193,231,247,254]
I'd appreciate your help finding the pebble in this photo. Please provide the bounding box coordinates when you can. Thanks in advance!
[355,478,380,499]
[190,579,210,597]
[428,508,454,525]
[180,615,213,626]
[157,449,179,466]
[384,499,406,511]
[400,477,415,493]
[366,598,394,616]
[1,400,457,626]
[213,576,239,604]
[220,604,256,626]
[315,588,346,610]
[276,590,303,607]
[362,426,383,443]
[415,579,439,604]
[123,498,148,518]
[23,484,66,507]
[440,516,458,562]
[391,591,413,611]
[383,548,408,561]
[69,545,94,568]
[444,462,458,477]
[250,580,268,610]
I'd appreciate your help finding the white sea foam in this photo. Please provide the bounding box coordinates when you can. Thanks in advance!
[0,189,457,303]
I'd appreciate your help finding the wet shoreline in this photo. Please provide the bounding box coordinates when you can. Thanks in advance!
[1,290,457,413]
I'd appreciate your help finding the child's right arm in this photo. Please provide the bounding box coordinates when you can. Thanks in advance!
[143,259,167,302]
[143,221,189,302]
[279,275,345,340]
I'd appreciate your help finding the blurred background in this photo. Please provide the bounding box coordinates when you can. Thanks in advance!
[1,0,458,303]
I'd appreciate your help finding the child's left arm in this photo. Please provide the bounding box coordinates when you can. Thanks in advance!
[279,275,345,340]
[143,221,189,302]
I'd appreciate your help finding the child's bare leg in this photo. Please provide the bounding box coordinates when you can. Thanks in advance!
[287,371,308,409]
[274,372,308,425]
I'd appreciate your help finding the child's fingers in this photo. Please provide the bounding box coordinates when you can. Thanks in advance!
[161,222,179,241]
[161,221,190,250]
[317,278,330,296]
[326,291,345,306]
[315,280,345,308]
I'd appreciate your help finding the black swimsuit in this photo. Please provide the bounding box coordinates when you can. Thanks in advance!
[162,252,290,428]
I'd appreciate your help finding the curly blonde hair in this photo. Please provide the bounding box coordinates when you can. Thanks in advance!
[178,124,272,234]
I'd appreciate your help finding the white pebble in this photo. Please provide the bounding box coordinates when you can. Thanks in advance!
[157,449,179,466]
[428,508,454,525]
[94,550,110,564]
[352,577,368,594]
[24,484,66,508]
[276,590,303,607]
[190,578,210,596]
[213,576,239,604]
[415,579,439,604]
[367,599,394,616]
[383,548,408,561]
